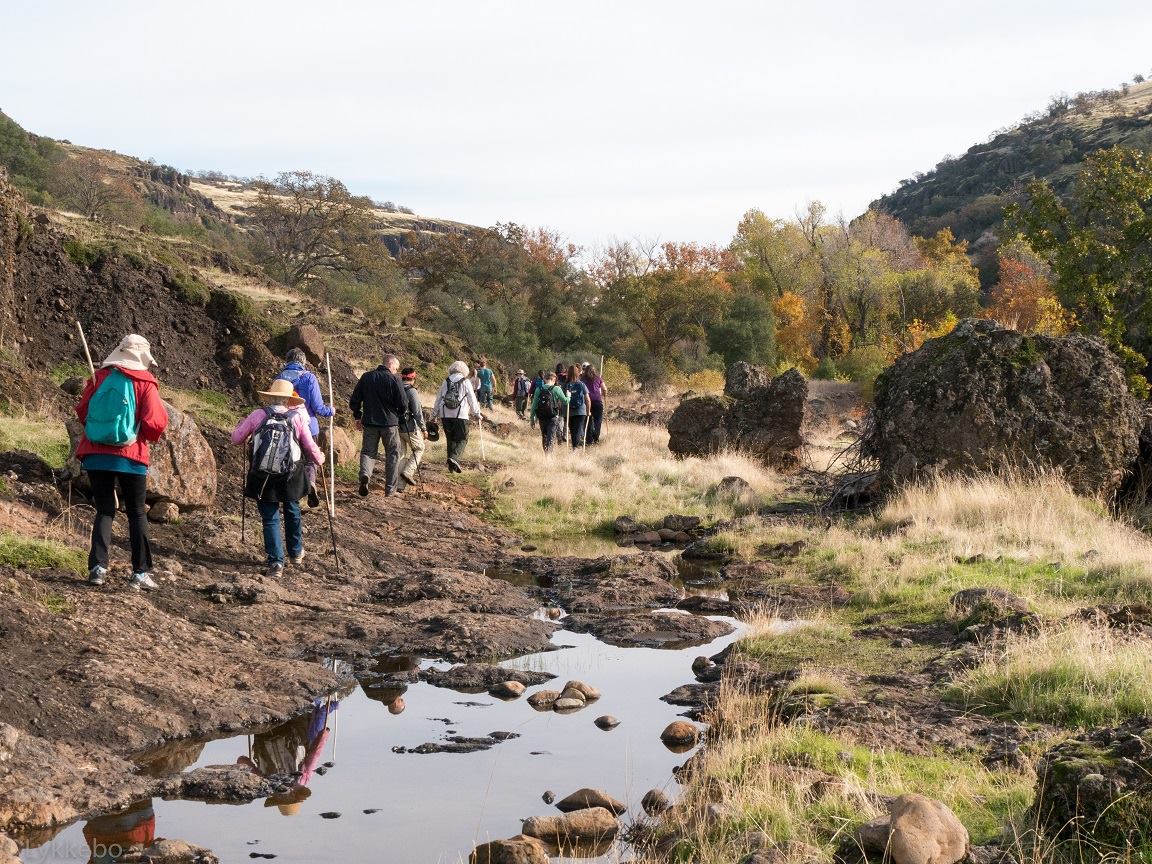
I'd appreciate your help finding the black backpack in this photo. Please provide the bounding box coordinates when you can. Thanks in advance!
[249,410,300,480]
[536,385,559,421]
[442,377,463,411]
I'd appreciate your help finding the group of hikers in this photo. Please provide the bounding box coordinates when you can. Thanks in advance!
[511,361,608,452]
[73,334,608,587]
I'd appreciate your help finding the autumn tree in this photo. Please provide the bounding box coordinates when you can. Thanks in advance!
[985,243,1073,335]
[52,153,136,221]
[1008,146,1152,388]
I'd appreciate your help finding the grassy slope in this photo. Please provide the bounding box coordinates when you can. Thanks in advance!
[657,475,1152,863]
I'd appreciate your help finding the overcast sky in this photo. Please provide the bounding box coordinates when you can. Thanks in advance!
[3,1,1151,248]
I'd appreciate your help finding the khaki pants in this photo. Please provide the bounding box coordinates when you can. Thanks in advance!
[399,429,425,486]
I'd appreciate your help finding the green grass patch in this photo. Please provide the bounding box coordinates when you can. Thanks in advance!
[0,533,85,575]
[164,388,238,431]
[0,413,71,466]
[50,361,91,385]
[40,591,75,615]
[738,617,937,677]
[946,624,1152,728]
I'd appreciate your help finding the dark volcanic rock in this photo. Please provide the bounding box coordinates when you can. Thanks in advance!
[158,765,286,803]
[667,364,808,470]
[509,553,682,614]
[420,664,556,693]
[868,319,1142,498]
[1033,716,1152,850]
[371,568,539,616]
[562,610,734,649]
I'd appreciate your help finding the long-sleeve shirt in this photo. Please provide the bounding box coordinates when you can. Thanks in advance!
[403,385,427,434]
[276,362,334,437]
[75,366,169,467]
[231,407,325,465]
[433,373,482,421]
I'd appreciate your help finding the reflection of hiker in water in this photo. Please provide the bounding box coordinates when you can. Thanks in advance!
[237,698,335,815]
[83,798,155,864]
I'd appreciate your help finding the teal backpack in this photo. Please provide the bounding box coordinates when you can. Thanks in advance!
[85,370,139,446]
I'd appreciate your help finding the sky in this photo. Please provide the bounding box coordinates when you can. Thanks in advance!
[2,0,1151,248]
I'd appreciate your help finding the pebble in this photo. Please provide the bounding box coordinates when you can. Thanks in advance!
[363,809,381,814]
[641,789,671,815]
[319,812,341,819]
[563,680,601,700]
[542,790,556,804]
[660,720,699,748]
[490,680,527,698]
[521,545,538,552]
[554,698,585,711]
[559,687,587,704]
[594,715,620,730]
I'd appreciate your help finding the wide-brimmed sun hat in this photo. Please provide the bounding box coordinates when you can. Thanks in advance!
[101,334,155,371]
[258,379,305,407]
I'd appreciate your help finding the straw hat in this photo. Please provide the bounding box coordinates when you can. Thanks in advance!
[258,379,305,407]
[101,334,155,372]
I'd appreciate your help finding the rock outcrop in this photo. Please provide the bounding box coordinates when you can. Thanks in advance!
[65,401,218,508]
[868,319,1142,498]
[667,363,807,470]
[1033,716,1152,850]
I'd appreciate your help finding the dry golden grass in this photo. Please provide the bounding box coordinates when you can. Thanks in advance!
[482,409,783,542]
[198,267,303,303]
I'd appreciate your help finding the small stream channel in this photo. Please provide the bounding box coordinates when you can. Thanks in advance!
[19,558,743,864]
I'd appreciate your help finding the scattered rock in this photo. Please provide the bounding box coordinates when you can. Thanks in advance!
[660,720,700,749]
[668,364,808,470]
[421,664,554,694]
[712,476,752,500]
[594,715,619,730]
[542,790,555,804]
[319,811,341,819]
[555,788,627,815]
[562,680,601,700]
[950,588,1030,620]
[868,319,1143,498]
[563,610,734,649]
[633,531,664,545]
[554,698,586,712]
[469,836,550,864]
[854,815,892,856]
[1033,715,1152,849]
[558,688,586,704]
[285,323,326,365]
[521,807,620,844]
[641,789,671,816]
[158,764,284,803]
[148,501,180,523]
[613,515,648,535]
[888,793,969,864]
[512,553,682,614]
[490,680,526,699]
[663,514,702,532]
[139,838,220,863]
[527,690,561,710]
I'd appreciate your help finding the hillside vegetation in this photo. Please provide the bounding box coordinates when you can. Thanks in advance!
[874,79,1152,278]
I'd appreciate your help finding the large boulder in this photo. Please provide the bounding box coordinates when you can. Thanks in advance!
[888,794,968,864]
[667,364,807,470]
[284,323,327,365]
[868,319,1142,498]
[65,401,218,508]
[1033,716,1152,851]
[469,836,550,864]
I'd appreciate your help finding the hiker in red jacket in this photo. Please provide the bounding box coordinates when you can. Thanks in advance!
[74,334,169,590]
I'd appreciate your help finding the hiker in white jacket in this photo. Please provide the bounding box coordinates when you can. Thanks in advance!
[433,360,482,473]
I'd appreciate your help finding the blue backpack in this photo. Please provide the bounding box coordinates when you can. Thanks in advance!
[85,370,139,446]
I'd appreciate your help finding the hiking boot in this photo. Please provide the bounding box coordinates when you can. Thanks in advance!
[307,485,321,508]
[129,572,158,591]
[448,458,462,474]
[290,551,305,565]
[265,562,284,579]
[87,565,107,587]
[358,476,370,497]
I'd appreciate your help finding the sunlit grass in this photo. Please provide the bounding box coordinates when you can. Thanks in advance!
[0,411,71,467]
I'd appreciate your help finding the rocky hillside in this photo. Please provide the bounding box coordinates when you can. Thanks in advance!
[874,80,1152,277]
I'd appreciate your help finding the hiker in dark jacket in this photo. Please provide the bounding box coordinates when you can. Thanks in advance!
[565,363,592,448]
[231,380,325,578]
[512,369,531,419]
[276,348,334,508]
[75,334,169,590]
[349,354,407,497]
[531,371,570,452]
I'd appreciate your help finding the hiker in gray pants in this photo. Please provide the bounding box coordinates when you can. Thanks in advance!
[350,354,408,497]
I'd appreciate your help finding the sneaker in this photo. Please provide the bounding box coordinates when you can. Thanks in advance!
[87,565,107,587]
[448,459,462,474]
[307,485,321,508]
[129,572,159,591]
[290,552,305,566]
[265,563,284,579]
[358,476,370,497]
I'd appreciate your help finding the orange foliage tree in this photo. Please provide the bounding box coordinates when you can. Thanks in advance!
[985,255,1075,335]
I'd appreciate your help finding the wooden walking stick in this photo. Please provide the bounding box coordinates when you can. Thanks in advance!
[323,354,342,573]
[76,321,95,377]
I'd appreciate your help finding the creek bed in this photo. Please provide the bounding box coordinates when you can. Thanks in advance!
[20,617,742,863]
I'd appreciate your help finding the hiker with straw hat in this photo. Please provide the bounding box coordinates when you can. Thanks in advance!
[230,378,326,578]
[75,334,169,591]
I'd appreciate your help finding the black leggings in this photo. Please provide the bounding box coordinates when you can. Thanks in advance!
[88,470,152,574]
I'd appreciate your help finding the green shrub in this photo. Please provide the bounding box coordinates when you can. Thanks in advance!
[812,355,842,381]
[169,269,211,307]
[63,237,102,269]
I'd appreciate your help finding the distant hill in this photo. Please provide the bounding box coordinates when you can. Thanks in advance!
[873,79,1152,280]
[0,109,473,255]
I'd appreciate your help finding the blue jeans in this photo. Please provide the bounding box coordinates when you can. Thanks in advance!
[258,500,302,564]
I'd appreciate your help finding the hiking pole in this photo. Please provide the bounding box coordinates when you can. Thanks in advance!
[479,413,486,460]
[323,354,342,574]
[76,321,95,377]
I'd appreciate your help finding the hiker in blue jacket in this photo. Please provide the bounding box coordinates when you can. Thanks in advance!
[276,348,335,508]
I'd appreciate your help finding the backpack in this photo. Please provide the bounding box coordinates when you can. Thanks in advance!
[402,385,420,433]
[515,377,530,397]
[442,377,463,411]
[249,409,301,480]
[535,385,559,421]
[85,370,139,446]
